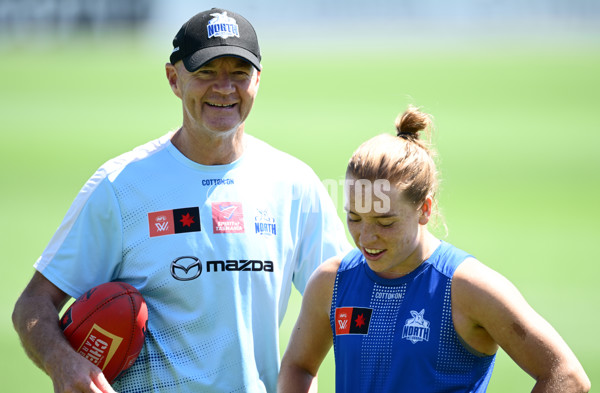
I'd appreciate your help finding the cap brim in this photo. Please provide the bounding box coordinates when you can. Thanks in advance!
[183,46,262,72]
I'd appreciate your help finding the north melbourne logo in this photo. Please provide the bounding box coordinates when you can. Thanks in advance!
[254,208,276,236]
[402,309,430,344]
[207,12,240,39]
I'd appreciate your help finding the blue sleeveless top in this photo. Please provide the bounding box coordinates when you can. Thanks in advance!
[330,241,495,392]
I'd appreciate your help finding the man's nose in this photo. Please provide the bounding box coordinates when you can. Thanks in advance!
[212,73,235,94]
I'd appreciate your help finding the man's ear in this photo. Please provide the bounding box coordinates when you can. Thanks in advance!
[254,69,261,88]
[418,196,433,225]
[165,63,182,99]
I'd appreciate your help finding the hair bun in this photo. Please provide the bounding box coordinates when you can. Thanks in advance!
[395,105,431,140]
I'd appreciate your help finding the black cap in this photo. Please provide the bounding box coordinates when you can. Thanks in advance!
[170,8,261,72]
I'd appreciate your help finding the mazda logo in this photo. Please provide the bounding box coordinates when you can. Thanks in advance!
[171,256,202,281]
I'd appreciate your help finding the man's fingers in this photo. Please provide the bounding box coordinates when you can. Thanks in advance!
[91,372,118,393]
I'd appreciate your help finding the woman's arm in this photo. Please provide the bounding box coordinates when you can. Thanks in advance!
[452,258,591,393]
[278,257,341,393]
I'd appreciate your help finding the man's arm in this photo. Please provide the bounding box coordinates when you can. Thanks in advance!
[12,271,116,393]
[452,258,591,393]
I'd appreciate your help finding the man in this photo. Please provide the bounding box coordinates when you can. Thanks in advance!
[12,8,350,393]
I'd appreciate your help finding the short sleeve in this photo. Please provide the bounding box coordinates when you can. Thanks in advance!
[35,173,123,298]
[291,172,352,294]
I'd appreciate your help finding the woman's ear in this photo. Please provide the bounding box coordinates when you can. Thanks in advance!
[418,196,433,225]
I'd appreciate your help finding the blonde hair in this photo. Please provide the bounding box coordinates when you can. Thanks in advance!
[346,105,438,207]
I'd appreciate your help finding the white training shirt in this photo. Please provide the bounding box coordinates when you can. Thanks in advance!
[35,133,351,393]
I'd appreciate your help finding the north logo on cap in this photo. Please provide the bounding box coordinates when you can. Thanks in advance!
[207,12,240,39]
[169,8,262,72]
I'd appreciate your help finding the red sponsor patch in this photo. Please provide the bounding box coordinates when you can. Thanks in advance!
[335,307,353,335]
[212,202,244,233]
[148,210,175,237]
[148,207,201,237]
[335,307,373,335]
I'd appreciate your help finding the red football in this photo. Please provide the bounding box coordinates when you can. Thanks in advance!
[59,282,148,383]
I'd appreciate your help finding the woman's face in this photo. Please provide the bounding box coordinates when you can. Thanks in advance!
[345,176,430,278]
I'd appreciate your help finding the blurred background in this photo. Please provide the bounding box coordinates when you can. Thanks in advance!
[2,0,600,43]
[1,0,599,391]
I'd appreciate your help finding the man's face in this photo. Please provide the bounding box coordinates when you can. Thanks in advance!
[171,56,260,135]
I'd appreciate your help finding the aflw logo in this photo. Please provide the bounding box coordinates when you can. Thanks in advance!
[155,218,169,232]
[148,207,201,237]
[335,307,372,335]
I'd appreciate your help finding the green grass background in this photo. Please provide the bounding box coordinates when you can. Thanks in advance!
[1,35,598,391]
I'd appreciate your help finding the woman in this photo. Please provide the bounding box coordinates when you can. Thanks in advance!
[277,106,590,392]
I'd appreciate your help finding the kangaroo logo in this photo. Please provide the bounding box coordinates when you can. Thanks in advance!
[402,309,430,344]
[207,12,240,39]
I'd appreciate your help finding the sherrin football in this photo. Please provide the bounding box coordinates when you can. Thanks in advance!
[59,282,148,383]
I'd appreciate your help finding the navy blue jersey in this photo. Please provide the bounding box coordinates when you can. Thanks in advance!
[330,241,495,392]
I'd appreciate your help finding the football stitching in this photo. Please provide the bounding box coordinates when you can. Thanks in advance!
[112,289,137,381]
[68,284,134,330]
